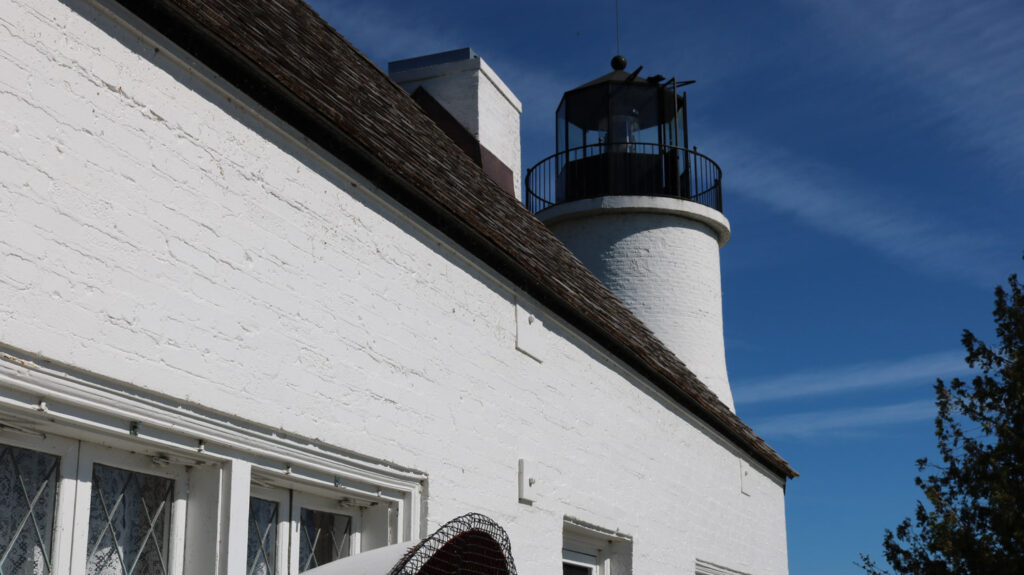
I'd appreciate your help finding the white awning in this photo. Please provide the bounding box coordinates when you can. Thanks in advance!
[302,541,421,575]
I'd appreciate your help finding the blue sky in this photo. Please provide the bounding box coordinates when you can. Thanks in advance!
[309,1,1024,572]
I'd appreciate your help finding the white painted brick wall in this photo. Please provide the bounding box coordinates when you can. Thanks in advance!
[0,0,787,573]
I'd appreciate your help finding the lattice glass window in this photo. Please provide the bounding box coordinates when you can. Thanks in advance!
[247,497,279,575]
[0,443,59,575]
[298,508,351,572]
[85,463,174,575]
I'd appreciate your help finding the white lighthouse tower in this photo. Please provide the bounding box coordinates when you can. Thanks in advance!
[526,55,735,411]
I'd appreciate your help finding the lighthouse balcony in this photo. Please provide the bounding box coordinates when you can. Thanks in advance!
[524,143,722,215]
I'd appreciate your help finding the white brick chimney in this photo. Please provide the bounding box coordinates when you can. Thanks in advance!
[389,48,523,200]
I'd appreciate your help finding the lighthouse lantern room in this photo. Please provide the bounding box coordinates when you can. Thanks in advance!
[526,55,721,215]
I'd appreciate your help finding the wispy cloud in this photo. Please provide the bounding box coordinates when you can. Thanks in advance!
[747,400,936,439]
[711,135,1006,284]
[709,1,1021,284]
[797,0,1024,183]
[734,350,966,405]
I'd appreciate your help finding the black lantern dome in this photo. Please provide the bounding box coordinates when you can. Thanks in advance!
[525,57,722,214]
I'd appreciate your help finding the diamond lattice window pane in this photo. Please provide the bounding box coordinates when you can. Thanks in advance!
[298,508,351,572]
[86,463,174,575]
[246,497,278,575]
[0,443,59,575]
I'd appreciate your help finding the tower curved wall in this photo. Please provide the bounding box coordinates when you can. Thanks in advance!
[539,196,734,411]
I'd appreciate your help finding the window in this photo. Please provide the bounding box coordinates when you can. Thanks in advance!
[0,351,424,575]
[0,434,189,575]
[295,494,354,570]
[85,461,180,574]
[563,548,601,574]
[2,430,411,575]
[0,441,61,574]
[246,484,399,574]
[562,519,632,575]
[298,507,351,569]
[248,494,284,575]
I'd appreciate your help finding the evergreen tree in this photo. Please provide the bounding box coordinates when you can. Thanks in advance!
[861,263,1024,574]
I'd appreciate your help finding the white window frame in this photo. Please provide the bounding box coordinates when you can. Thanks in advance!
[250,479,402,574]
[291,489,360,572]
[249,485,292,575]
[70,443,190,575]
[0,429,193,575]
[562,534,610,575]
[0,350,426,575]
[562,547,603,574]
[562,518,632,575]
[0,429,79,575]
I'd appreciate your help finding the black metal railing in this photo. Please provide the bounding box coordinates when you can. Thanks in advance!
[524,143,722,214]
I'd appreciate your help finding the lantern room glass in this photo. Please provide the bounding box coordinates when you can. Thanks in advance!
[553,73,686,204]
[557,78,681,153]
